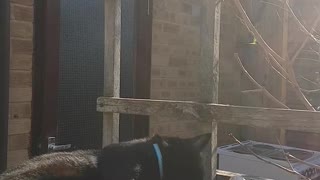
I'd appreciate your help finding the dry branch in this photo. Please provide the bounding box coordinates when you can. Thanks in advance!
[286,1,320,46]
[290,14,320,65]
[233,0,285,65]
[234,54,289,109]
[287,153,320,170]
[229,134,310,180]
[233,0,315,111]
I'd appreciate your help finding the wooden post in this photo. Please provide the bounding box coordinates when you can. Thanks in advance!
[280,0,289,145]
[212,1,220,179]
[199,0,220,179]
[103,0,121,146]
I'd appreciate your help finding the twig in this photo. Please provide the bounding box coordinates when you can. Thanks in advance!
[241,89,264,94]
[233,0,285,65]
[286,153,320,171]
[286,1,320,46]
[276,138,294,171]
[289,14,320,65]
[287,66,316,111]
[233,0,316,111]
[229,134,310,180]
[300,75,320,88]
[234,54,289,109]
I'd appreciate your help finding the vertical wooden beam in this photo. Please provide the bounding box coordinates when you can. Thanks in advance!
[103,0,121,146]
[212,2,220,179]
[280,0,289,145]
[199,0,220,179]
[0,0,10,172]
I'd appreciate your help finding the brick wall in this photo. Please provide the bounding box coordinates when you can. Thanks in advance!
[7,0,33,167]
[149,0,213,138]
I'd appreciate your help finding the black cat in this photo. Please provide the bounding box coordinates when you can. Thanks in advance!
[0,133,211,180]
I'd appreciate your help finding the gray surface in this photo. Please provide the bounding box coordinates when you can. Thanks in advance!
[56,0,104,149]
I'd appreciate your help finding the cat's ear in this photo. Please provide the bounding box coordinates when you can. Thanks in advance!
[188,133,211,151]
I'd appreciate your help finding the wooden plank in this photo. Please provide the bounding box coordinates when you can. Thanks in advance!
[216,170,273,180]
[97,97,320,133]
[8,118,31,135]
[8,133,29,151]
[9,87,32,102]
[7,149,28,168]
[103,0,121,146]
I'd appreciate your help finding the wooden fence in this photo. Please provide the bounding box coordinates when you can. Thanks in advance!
[98,0,320,179]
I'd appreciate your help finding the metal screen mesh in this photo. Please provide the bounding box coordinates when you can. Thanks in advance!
[56,0,104,149]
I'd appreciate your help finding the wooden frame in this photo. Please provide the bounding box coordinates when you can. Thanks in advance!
[101,0,221,179]
[100,0,320,179]
[103,0,121,146]
[0,0,10,172]
[31,0,60,156]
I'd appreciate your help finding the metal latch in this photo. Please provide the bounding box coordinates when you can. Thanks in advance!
[48,137,72,152]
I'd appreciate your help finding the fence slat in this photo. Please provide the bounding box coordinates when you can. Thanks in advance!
[97,97,320,133]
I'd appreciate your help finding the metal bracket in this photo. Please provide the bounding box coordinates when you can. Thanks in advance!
[48,137,72,153]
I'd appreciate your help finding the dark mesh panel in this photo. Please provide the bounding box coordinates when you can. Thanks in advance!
[56,0,104,149]
[119,0,136,142]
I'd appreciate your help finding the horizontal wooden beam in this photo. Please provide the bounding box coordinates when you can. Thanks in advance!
[97,97,320,133]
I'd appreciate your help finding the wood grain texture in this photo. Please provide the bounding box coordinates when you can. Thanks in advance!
[103,0,121,146]
[97,97,320,133]
[7,149,29,168]
[8,118,31,135]
[9,88,32,102]
[8,134,29,151]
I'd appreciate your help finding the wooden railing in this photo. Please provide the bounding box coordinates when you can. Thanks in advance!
[99,0,320,179]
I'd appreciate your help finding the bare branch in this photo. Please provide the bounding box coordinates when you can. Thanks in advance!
[233,0,285,65]
[234,54,289,109]
[229,134,310,180]
[287,153,320,171]
[276,138,294,171]
[286,1,320,47]
[289,14,320,65]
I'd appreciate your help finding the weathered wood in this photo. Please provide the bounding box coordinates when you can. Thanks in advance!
[7,149,28,168]
[8,118,31,135]
[210,1,220,179]
[103,0,121,146]
[97,97,320,133]
[8,134,29,151]
[216,170,273,180]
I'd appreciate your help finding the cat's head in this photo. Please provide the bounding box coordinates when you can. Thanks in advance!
[98,133,211,180]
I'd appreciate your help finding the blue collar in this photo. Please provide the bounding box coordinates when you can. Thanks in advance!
[153,144,163,179]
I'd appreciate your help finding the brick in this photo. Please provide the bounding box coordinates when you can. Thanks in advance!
[9,70,32,88]
[9,102,31,119]
[163,23,180,33]
[152,44,171,55]
[10,0,33,6]
[11,4,33,22]
[7,149,29,168]
[8,134,30,151]
[152,54,169,66]
[11,21,33,39]
[8,118,31,135]
[10,54,32,70]
[11,39,33,55]
[9,88,32,102]
[181,2,192,14]
[169,56,187,67]
[153,21,163,31]
[151,79,166,89]
[161,91,171,98]
[167,80,178,88]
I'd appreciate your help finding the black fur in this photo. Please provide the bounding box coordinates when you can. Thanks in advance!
[0,133,211,180]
